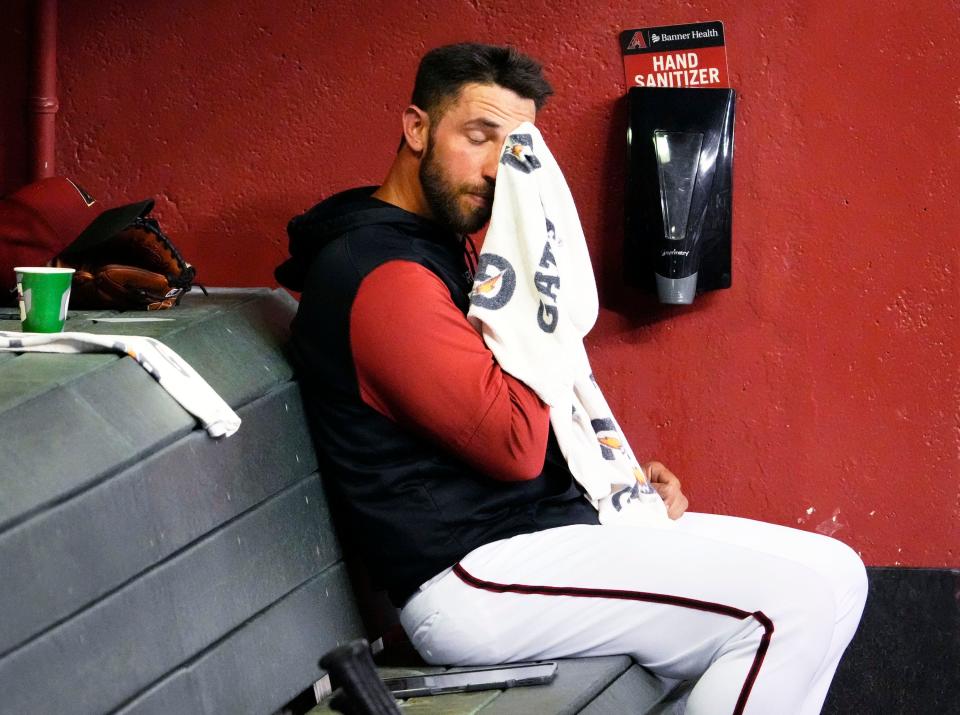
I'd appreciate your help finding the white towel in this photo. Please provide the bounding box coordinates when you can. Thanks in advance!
[467,123,669,525]
[0,331,241,438]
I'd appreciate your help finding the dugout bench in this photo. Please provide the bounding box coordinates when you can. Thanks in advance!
[0,288,683,714]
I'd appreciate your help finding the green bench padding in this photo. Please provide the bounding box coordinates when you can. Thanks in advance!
[0,289,673,714]
[0,290,367,714]
[116,563,364,715]
[0,474,339,714]
[0,289,297,532]
[0,381,316,654]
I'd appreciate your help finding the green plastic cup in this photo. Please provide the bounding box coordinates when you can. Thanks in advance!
[14,267,75,333]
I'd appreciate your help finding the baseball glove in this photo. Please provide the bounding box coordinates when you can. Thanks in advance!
[55,217,196,310]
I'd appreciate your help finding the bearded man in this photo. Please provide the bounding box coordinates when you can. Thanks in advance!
[275,43,866,715]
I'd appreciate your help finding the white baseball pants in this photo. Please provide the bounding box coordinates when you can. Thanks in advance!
[400,513,867,715]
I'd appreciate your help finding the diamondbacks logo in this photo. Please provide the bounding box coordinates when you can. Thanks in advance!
[469,253,516,310]
[626,31,647,50]
[500,134,542,173]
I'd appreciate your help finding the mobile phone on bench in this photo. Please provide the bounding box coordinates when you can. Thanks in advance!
[382,660,558,698]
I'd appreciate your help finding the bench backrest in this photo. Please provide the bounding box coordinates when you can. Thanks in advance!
[0,289,363,714]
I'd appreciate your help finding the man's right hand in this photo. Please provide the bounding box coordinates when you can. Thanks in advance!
[643,461,689,520]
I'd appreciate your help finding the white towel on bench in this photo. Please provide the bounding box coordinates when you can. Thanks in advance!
[467,122,668,525]
[0,331,241,438]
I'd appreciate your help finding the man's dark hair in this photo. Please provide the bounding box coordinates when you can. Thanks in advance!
[411,43,553,122]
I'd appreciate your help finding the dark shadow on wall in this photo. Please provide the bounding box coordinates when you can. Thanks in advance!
[0,0,31,195]
[185,195,305,288]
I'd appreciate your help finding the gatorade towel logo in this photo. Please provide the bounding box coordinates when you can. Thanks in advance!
[500,134,541,173]
[535,219,560,333]
[591,418,621,461]
[631,465,651,487]
[611,482,642,511]
[611,476,657,506]
[470,254,516,310]
[545,216,563,247]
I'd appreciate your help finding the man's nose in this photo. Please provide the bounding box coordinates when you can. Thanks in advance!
[482,145,501,183]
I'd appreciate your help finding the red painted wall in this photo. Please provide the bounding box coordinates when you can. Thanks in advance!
[0,1,31,195]
[3,1,957,566]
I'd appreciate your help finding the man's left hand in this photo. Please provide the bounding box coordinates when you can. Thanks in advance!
[644,461,689,520]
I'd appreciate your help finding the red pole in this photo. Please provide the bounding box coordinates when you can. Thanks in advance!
[30,0,58,180]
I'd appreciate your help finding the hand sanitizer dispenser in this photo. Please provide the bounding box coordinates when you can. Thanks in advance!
[626,87,735,304]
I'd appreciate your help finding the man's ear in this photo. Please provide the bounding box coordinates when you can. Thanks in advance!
[402,105,430,154]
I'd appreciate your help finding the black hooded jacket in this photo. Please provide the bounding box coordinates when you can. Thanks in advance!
[277,187,598,605]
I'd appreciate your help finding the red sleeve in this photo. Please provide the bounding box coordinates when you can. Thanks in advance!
[350,260,549,481]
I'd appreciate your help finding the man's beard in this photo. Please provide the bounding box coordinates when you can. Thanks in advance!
[420,142,493,234]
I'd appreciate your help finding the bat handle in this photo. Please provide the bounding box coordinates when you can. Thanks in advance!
[319,639,402,715]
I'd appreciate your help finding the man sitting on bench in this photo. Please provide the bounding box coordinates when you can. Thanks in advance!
[276,43,867,715]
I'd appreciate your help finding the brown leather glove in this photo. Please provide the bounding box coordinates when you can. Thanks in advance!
[55,217,196,310]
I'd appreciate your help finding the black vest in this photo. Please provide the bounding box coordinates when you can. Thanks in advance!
[286,190,598,605]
